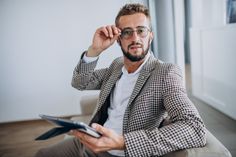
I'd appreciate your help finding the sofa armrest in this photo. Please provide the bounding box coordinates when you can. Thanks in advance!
[69,95,98,124]
[80,94,98,115]
[163,129,231,157]
[186,130,231,157]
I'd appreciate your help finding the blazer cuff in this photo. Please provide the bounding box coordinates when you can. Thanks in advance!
[75,51,98,73]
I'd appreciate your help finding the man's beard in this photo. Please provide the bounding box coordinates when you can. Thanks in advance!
[120,41,150,62]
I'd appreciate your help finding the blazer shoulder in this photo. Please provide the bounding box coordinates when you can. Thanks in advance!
[106,56,124,72]
[112,56,123,65]
[154,60,182,76]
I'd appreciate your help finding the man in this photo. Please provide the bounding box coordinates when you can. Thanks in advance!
[35,3,206,157]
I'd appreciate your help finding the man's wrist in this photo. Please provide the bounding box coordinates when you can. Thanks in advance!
[117,135,126,150]
[86,45,100,57]
[83,51,98,63]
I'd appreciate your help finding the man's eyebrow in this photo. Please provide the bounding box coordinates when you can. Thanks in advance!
[121,26,147,30]
[121,27,132,30]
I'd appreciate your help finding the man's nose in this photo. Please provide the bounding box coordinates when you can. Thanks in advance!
[130,31,139,40]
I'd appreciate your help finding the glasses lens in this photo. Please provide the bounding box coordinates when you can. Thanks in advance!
[137,27,148,37]
[121,29,133,39]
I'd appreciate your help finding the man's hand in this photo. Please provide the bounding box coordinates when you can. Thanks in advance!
[71,123,125,153]
[87,25,121,57]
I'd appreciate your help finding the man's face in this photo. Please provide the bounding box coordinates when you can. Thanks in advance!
[117,13,153,62]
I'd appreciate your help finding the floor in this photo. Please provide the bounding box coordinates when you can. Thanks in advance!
[0,65,235,157]
[0,120,64,157]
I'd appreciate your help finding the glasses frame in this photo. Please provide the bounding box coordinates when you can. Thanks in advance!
[119,26,151,40]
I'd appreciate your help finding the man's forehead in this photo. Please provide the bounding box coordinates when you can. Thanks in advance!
[118,13,150,29]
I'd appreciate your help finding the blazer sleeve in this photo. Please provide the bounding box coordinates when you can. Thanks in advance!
[71,52,108,90]
[124,64,206,157]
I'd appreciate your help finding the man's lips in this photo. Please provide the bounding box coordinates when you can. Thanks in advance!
[129,45,142,50]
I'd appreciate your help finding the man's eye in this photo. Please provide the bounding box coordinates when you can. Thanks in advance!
[137,29,145,34]
[123,30,132,35]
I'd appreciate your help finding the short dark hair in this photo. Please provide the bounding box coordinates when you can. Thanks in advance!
[115,3,151,28]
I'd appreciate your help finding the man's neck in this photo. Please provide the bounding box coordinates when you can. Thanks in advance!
[124,60,143,73]
[123,56,148,73]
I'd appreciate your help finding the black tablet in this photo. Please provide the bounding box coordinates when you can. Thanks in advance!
[35,114,101,140]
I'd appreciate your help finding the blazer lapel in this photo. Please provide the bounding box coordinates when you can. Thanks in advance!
[123,55,157,130]
[127,70,150,109]
[127,55,156,107]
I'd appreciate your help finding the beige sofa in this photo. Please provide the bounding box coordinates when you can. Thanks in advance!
[70,95,232,157]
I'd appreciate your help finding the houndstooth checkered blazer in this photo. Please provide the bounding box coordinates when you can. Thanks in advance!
[72,52,206,157]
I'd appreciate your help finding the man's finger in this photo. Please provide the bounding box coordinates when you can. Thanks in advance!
[92,123,112,136]
[111,25,120,35]
[99,26,109,37]
[106,26,114,38]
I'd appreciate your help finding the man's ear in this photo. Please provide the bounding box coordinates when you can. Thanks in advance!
[149,32,154,44]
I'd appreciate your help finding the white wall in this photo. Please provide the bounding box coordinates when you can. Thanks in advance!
[0,0,147,122]
[189,0,227,27]
[189,0,236,120]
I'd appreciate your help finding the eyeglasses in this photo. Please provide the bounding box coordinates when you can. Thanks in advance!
[120,26,151,39]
